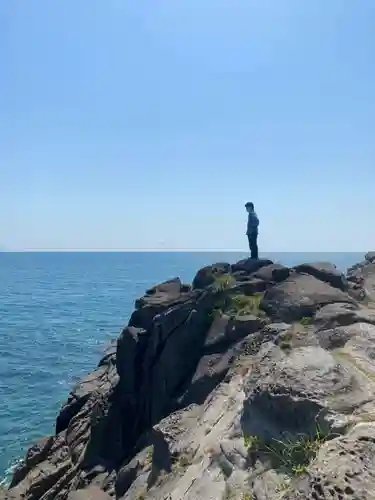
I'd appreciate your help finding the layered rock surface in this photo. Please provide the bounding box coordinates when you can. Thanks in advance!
[4,255,375,500]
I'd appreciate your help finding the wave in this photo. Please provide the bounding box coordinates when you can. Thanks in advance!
[0,457,24,488]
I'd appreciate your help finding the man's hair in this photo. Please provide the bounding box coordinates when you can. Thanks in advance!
[245,202,254,210]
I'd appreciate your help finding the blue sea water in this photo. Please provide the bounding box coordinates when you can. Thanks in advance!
[0,251,364,483]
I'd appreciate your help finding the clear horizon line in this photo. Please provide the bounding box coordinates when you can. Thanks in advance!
[0,249,367,253]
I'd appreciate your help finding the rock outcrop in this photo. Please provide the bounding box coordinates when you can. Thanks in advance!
[4,254,375,500]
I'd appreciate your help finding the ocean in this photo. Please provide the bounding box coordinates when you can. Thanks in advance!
[0,251,364,483]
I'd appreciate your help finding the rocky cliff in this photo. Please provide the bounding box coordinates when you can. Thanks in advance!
[3,253,375,500]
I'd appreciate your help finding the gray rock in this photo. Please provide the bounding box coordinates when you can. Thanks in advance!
[116,459,141,497]
[0,491,21,500]
[365,251,375,263]
[331,322,375,382]
[287,423,375,500]
[316,322,375,412]
[316,323,364,350]
[294,261,348,291]
[203,313,263,351]
[231,258,273,275]
[242,344,354,436]
[262,274,355,321]
[231,278,270,295]
[252,263,290,283]
[315,302,375,331]
[67,486,112,500]
[116,326,148,393]
[231,270,252,282]
[135,278,191,309]
[130,282,199,331]
[117,333,375,498]
[136,295,216,428]
[347,257,375,302]
[179,313,263,407]
[263,322,293,336]
[55,362,119,435]
[230,314,265,338]
[9,432,72,500]
[119,374,247,499]
[98,339,117,367]
[192,262,231,289]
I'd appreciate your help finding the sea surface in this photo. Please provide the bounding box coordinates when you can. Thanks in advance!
[0,251,364,483]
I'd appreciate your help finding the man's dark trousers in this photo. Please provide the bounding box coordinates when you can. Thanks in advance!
[247,231,258,260]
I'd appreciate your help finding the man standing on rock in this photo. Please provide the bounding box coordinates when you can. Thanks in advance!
[245,202,259,259]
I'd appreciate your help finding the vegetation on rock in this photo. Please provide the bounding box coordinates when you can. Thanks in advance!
[229,293,264,316]
[300,315,314,326]
[244,424,334,477]
[212,273,236,293]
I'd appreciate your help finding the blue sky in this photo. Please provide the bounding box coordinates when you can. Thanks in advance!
[1,0,374,251]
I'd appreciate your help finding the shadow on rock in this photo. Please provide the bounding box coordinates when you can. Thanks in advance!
[146,429,173,489]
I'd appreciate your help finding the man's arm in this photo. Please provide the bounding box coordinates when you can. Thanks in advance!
[247,213,259,234]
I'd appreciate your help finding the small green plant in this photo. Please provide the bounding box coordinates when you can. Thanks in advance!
[145,446,153,464]
[178,455,190,467]
[278,330,293,350]
[300,316,313,326]
[279,340,291,350]
[244,425,331,477]
[291,464,308,475]
[212,274,236,293]
[229,293,264,316]
[265,426,327,475]
[242,494,254,500]
[275,480,292,494]
[244,434,261,451]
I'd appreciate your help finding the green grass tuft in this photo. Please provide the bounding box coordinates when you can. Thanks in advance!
[279,340,292,350]
[244,425,332,476]
[244,434,261,451]
[229,293,264,316]
[300,316,313,326]
[178,455,190,467]
[144,446,153,464]
[212,274,236,293]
